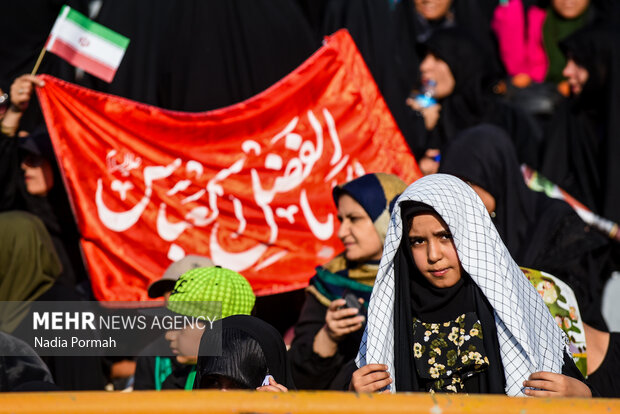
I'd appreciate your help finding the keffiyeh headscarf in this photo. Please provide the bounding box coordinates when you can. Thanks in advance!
[356,174,567,396]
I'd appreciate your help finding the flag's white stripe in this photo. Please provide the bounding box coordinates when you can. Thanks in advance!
[49,19,126,69]
[49,38,116,82]
[46,5,70,51]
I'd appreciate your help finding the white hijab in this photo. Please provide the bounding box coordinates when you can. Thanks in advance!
[356,174,567,396]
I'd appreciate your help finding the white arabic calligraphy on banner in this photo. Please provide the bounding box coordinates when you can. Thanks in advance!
[95,109,364,272]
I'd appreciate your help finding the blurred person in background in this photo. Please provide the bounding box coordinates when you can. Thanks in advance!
[492,0,606,86]
[195,315,293,392]
[540,24,620,232]
[406,28,541,175]
[0,210,107,390]
[439,124,611,331]
[288,173,406,390]
[0,74,89,296]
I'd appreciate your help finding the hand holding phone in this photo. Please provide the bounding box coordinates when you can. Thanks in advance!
[342,291,367,320]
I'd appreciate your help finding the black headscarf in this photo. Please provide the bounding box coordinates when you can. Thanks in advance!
[392,201,504,393]
[540,23,620,225]
[0,331,57,392]
[313,0,422,164]
[79,0,317,113]
[439,124,566,263]
[3,129,88,291]
[195,315,295,390]
[409,0,502,77]
[412,28,541,168]
[440,124,610,330]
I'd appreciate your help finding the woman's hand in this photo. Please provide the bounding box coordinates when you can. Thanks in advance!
[312,298,365,357]
[9,74,44,113]
[418,148,441,176]
[256,376,288,392]
[1,74,45,137]
[523,372,592,398]
[406,98,442,131]
[324,298,365,342]
[350,364,392,393]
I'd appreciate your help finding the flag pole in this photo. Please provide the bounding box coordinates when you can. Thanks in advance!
[31,46,47,76]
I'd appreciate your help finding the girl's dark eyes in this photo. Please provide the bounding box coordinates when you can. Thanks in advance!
[409,234,452,245]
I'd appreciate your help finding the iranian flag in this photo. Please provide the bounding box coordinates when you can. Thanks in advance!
[45,5,129,83]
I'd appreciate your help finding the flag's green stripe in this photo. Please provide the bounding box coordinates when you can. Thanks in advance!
[65,8,129,50]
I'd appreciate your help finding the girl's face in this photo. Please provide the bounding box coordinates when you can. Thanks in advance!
[420,54,455,99]
[408,212,462,288]
[337,194,383,262]
[563,58,589,95]
[552,0,590,19]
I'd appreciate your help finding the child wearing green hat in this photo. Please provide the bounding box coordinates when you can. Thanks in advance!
[165,266,256,363]
[137,266,256,390]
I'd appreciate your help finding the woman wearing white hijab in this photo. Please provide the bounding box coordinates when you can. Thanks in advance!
[352,174,592,397]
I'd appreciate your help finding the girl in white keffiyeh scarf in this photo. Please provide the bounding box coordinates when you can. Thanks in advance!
[353,174,592,397]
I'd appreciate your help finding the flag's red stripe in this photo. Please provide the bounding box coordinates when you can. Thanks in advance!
[48,38,116,82]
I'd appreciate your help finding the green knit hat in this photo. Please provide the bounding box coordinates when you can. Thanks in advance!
[167,266,255,319]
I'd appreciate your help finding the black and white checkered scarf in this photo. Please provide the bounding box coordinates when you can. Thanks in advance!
[356,174,567,395]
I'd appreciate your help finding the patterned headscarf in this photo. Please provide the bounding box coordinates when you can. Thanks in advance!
[332,172,408,245]
[356,174,567,396]
[306,173,407,307]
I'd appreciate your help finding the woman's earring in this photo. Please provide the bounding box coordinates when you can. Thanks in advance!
[490,211,496,218]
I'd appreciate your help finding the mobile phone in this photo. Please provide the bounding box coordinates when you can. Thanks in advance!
[342,290,367,320]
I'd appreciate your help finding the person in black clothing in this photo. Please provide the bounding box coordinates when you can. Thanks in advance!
[0,331,58,392]
[0,211,107,391]
[411,0,501,77]
[0,74,89,295]
[297,0,500,180]
[540,23,620,228]
[439,124,611,331]
[586,331,620,398]
[288,173,406,390]
[195,315,293,392]
[406,28,541,175]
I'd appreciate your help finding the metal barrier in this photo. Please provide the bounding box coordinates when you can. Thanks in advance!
[1,391,618,414]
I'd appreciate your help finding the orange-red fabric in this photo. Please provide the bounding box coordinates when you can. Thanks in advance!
[36,30,421,301]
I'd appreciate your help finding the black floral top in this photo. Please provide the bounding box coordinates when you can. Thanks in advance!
[412,312,489,393]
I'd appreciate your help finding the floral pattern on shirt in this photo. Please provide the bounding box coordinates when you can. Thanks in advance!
[520,267,587,377]
[413,312,489,392]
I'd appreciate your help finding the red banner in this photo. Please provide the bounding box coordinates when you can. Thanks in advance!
[37,30,421,301]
